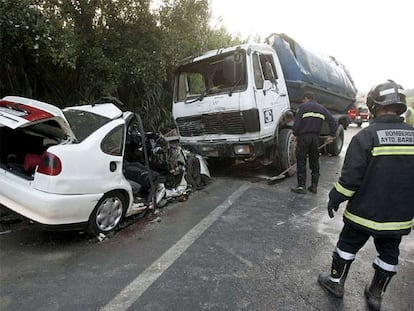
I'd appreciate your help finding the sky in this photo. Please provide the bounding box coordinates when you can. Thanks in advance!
[209,0,413,93]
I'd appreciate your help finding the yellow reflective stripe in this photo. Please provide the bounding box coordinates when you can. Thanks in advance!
[302,112,325,120]
[372,146,414,156]
[334,182,355,197]
[344,209,413,231]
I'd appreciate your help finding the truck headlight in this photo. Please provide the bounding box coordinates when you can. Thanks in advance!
[234,145,251,155]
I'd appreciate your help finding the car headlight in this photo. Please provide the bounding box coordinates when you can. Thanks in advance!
[234,145,251,155]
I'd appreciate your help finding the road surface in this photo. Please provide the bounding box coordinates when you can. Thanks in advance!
[1,124,413,311]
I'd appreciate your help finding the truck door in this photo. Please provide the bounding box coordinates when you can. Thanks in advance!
[252,53,284,137]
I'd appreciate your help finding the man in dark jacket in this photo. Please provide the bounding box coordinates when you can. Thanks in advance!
[291,92,337,194]
[318,80,414,310]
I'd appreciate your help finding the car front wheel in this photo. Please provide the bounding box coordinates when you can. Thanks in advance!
[88,191,127,236]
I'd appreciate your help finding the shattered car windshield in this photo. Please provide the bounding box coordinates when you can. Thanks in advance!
[63,109,111,142]
[175,50,247,102]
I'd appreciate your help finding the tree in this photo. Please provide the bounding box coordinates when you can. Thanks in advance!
[0,0,75,100]
[0,0,243,131]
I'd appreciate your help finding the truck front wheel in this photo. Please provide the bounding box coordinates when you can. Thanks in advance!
[327,124,344,156]
[277,128,297,176]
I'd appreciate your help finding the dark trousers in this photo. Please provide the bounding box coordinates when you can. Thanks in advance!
[337,223,402,265]
[295,133,320,186]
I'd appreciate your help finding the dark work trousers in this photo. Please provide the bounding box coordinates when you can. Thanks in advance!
[337,223,402,265]
[295,133,320,187]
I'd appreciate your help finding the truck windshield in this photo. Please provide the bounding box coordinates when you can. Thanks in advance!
[174,51,246,102]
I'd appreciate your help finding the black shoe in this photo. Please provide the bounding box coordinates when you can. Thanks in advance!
[291,186,306,194]
[307,185,317,194]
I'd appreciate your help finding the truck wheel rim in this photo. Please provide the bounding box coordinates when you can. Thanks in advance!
[95,197,123,231]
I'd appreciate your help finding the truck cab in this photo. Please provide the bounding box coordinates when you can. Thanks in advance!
[172,44,296,171]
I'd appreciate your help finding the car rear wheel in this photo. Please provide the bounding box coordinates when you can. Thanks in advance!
[88,191,127,236]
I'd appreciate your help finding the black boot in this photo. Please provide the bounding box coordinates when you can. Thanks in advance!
[307,185,317,193]
[292,171,306,194]
[364,264,395,310]
[318,252,353,298]
[308,175,319,194]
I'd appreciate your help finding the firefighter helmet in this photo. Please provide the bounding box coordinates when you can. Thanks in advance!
[366,79,406,115]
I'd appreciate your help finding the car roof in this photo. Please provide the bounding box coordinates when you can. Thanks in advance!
[64,103,123,120]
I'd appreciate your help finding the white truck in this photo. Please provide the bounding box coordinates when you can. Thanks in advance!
[172,33,357,172]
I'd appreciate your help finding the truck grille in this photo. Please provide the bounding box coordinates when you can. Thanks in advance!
[176,109,259,137]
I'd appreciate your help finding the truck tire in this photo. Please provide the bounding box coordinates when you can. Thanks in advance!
[327,124,344,156]
[186,155,202,188]
[278,128,296,176]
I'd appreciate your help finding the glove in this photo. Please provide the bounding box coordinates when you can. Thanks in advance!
[326,135,335,144]
[327,200,339,218]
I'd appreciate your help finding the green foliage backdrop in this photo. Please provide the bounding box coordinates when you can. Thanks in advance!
[0,0,242,131]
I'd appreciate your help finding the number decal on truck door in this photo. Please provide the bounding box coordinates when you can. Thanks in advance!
[264,108,274,123]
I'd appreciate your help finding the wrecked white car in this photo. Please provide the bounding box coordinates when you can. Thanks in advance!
[0,96,209,235]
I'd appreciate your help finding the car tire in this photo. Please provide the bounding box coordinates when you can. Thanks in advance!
[327,124,344,156]
[87,191,127,236]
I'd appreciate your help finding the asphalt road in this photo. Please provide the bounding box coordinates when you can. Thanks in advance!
[1,124,413,311]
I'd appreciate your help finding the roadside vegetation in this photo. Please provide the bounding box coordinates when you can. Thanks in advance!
[0,0,243,132]
[1,1,412,132]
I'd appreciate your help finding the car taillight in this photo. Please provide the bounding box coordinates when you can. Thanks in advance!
[37,152,62,176]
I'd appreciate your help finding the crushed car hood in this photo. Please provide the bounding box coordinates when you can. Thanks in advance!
[0,96,76,140]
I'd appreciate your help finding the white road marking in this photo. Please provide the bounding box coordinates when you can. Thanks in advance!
[224,247,254,268]
[101,183,251,311]
[303,206,319,216]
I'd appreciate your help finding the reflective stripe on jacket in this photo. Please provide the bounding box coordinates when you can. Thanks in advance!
[293,101,337,136]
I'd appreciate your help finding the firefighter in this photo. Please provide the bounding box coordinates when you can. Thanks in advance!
[291,92,336,194]
[318,80,414,310]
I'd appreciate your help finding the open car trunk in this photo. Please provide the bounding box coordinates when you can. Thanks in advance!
[0,121,68,179]
[0,96,73,180]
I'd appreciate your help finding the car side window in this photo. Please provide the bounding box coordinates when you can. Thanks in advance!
[101,124,124,156]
